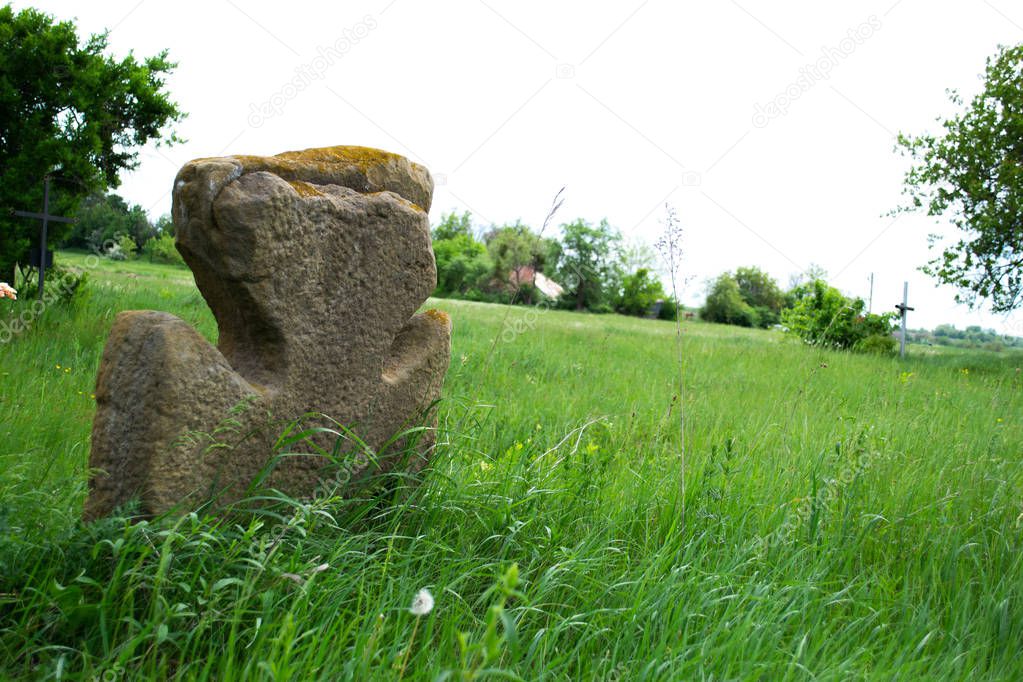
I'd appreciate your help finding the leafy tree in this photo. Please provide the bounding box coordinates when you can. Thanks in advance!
[154,213,174,237]
[65,193,154,251]
[617,268,666,317]
[556,218,622,311]
[432,210,474,241]
[482,221,561,304]
[657,296,681,321]
[484,221,552,275]
[619,239,658,274]
[617,269,666,316]
[143,232,185,266]
[430,212,492,297]
[895,43,1023,312]
[0,5,183,284]
[734,266,784,327]
[433,233,492,297]
[701,273,758,327]
[782,279,895,350]
[486,222,534,276]
[787,263,828,291]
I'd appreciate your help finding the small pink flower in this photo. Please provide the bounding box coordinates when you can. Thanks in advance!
[0,283,16,300]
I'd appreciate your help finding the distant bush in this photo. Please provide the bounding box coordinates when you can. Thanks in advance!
[103,234,137,261]
[462,288,509,304]
[702,274,758,327]
[735,266,784,328]
[18,263,89,305]
[752,305,780,328]
[617,268,666,317]
[855,333,898,355]
[144,233,185,266]
[117,233,137,258]
[658,297,680,321]
[909,323,1023,350]
[782,279,895,349]
[433,235,492,297]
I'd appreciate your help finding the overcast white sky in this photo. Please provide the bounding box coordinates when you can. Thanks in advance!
[16,0,1023,332]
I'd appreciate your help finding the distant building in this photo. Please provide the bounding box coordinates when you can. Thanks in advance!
[509,265,564,299]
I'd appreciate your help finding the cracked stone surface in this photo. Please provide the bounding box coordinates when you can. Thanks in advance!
[84,146,451,519]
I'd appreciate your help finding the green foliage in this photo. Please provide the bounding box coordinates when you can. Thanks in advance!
[154,213,174,237]
[66,192,155,251]
[617,268,666,316]
[16,261,89,305]
[618,239,657,273]
[0,5,183,284]
[433,233,492,297]
[115,233,137,259]
[782,279,895,349]
[895,43,1023,312]
[482,221,561,305]
[734,266,784,327]
[556,218,622,311]
[701,273,758,327]
[855,333,898,355]
[484,221,551,277]
[449,563,522,679]
[431,212,494,297]
[702,267,785,328]
[657,296,681,321]
[432,210,473,241]
[143,232,184,266]
[912,323,1023,349]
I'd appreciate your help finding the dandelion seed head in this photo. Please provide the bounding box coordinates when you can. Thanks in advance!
[409,588,434,616]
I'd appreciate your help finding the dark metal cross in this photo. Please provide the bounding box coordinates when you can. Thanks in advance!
[12,177,74,300]
[894,281,915,358]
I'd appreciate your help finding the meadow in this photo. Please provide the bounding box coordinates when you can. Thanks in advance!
[1,253,1021,680]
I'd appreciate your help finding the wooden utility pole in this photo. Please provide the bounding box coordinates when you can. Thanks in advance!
[895,281,914,358]
[12,177,74,300]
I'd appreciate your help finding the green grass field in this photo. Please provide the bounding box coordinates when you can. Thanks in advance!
[1,253,1022,680]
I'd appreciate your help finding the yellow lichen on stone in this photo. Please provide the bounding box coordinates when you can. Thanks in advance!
[367,190,424,213]
[424,309,450,326]
[190,144,432,212]
[288,180,323,198]
[276,145,403,172]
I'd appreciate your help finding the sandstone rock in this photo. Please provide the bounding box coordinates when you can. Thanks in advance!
[84,146,451,520]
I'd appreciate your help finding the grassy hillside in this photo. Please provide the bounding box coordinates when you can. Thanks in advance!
[1,253,1021,680]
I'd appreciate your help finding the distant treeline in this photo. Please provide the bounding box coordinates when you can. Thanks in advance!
[907,325,1023,351]
[65,198,1017,355]
[429,211,679,320]
[60,192,182,265]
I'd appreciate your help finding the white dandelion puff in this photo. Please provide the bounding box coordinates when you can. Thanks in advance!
[409,588,434,616]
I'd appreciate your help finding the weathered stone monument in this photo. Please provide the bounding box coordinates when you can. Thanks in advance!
[84,146,451,519]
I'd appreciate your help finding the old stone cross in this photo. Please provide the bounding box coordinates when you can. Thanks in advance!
[85,146,452,519]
